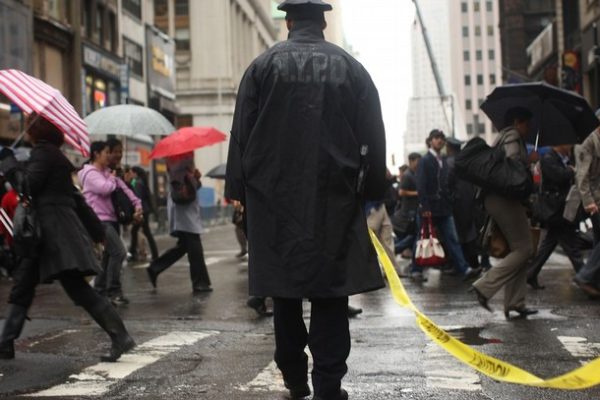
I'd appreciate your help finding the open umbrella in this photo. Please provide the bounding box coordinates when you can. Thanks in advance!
[149,127,227,159]
[0,69,89,156]
[205,163,227,179]
[480,82,599,147]
[84,104,175,137]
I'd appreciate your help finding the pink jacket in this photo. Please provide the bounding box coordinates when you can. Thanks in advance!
[78,164,141,222]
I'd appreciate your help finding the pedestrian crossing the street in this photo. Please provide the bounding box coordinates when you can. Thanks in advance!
[25,331,217,397]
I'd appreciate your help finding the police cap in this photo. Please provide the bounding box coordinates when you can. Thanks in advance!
[277,0,333,11]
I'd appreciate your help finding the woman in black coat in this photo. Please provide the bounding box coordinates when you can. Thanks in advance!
[128,166,158,261]
[0,113,135,362]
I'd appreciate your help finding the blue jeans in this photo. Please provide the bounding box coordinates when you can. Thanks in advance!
[411,215,471,275]
[576,242,600,286]
[395,233,415,254]
[576,214,600,286]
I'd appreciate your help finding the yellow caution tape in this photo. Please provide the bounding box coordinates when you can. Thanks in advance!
[369,230,600,390]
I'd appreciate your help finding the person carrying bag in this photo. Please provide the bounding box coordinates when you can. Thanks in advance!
[469,107,538,320]
[415,216,446,267]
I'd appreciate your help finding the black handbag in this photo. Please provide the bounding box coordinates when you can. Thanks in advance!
[531,191,563,224]
[13,198,41,257]
[111,187,135,225]
[455,137,533,200]
[73,189,105,243]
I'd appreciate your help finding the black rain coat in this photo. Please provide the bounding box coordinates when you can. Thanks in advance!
[225,21,386,298]
[1,142,101,283]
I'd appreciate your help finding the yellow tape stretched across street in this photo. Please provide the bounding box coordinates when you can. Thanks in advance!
[368,230,600,390]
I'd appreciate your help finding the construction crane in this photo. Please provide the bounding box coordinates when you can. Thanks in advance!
[411,0,455,137]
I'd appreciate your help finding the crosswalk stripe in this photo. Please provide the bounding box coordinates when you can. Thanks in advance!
[237,353,314,393]
[557,336,600,364]
[26,331,218,397]
[424,342,481,391]
[237,361,287,393]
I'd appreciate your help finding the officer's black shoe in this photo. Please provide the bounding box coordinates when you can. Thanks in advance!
[347,305,363,318]
[284,381,311,399]
[313,388,348,400]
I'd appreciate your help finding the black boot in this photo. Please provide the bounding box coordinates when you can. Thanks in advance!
[0,304,28,359]
[86,303,136,362]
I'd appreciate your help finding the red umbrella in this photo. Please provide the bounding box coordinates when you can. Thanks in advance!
[149,126,227,159]
[0,69,90,156]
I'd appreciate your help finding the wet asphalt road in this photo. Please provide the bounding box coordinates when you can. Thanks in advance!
[0,225,600,399]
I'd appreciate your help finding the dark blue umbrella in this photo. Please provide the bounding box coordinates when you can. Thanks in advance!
[205,163,227,179]
[480,82,599,147]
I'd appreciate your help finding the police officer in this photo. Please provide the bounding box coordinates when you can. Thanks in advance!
[225,1,387,398]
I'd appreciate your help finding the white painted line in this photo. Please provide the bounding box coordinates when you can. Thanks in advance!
[237,361,286,393]
[557,336,600,364]
[424,326,481,392]
[238,352,314,393]
[25,330,79,348]
[204,257,223,266]
[27,331,218,397]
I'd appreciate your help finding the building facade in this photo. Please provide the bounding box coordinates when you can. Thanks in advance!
[498,0,555,83]
[405,0,453,156]
[450,0,503,143]
[151,0,277,202]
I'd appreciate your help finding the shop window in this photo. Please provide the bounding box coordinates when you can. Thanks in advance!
[108,81,119,106]
[94,78,107,110]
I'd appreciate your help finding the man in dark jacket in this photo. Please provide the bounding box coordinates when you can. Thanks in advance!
[415,130,479,280]
[527,145,583,289]
[225,1,386,399]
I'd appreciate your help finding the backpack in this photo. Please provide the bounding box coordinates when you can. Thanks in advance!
[170,174,197,205]
[454,137,533,200]
[111,186,135,225]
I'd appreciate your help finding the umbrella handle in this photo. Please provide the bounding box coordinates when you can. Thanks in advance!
[10,113,40,150]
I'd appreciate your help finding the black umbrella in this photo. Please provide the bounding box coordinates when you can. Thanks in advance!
[480,82,599,147]
[205,163,227,179]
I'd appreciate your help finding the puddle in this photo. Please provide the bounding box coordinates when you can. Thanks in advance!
[445,327,502,345]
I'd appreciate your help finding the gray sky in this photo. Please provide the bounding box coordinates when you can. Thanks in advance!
[342,0,415,167]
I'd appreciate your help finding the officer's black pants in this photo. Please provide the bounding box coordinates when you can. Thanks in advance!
[273,297,350,398]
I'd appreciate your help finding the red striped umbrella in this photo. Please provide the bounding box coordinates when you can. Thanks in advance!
[0,69,90,156]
